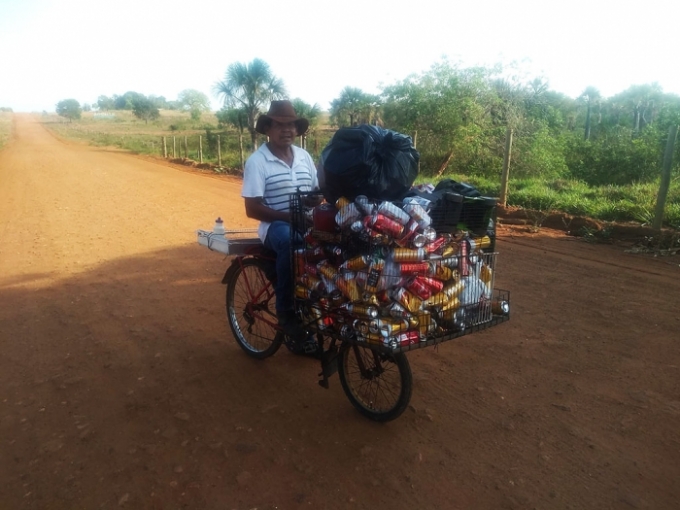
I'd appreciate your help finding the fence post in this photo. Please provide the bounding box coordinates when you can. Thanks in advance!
[652,124,679,230]
[173,136,176,158]
[184,136,188,159]
[199,136,203,164]
[163,137,167,158]
[217,135,222,166]
[499,127,513,207]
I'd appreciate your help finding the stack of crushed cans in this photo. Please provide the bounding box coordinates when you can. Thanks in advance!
[293,193,509,350]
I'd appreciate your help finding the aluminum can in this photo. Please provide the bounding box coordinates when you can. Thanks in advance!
[368,318,409,336]
[492,300,510,315]
[301,274,324,293]
[294,248,306,276]
[336,203,361,228]
[376,289,391,304]
[428,263,453,281]
[415,310,433,336]
[295,285,312,300]
[459,240,470,276]
[343,303,379,319]
[392,247,427,262]
[321,275,340,297]
[387,301,411,319]
[341,254,369,271]
[441,245,456,258]
[443,280,465,299]
[362,293,380,306]
[480,263,493,287]
[337,276,361,302]
[317,260,339,281]
[395,219,420,247]
[437,256,459,269]
[425,236,447,254]
[364,258,385,294]
[418,276,444,293]
[392,287,423,314]
[470,235,492,251]
[361,332,384,344]
[406,276,432,301]
[403,196,432,210]
[422,227,438,242]
[403,203,432,229]
[335,196,350,210]
[354,195,375,215]
[412,234,428,249]
[378,201,411,225]
[303,262,319,277]
[399,262,431,276]
[391,330,421,347]
[370,213,404,238]
[353,319,370,335]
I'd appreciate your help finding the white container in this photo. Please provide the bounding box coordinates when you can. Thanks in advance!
[213,217,225,235]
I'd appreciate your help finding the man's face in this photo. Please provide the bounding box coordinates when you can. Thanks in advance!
[265,120,297,149]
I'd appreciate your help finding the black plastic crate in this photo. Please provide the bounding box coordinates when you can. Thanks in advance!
[459,196,497,235]
[430,192,464,234]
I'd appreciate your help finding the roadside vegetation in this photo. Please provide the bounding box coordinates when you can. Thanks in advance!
[0,110,13,149]
[43,58,680,229]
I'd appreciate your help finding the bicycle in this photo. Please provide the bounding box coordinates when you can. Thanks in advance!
[198,191,510,422]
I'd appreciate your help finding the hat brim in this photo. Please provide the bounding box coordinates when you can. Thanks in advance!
[255,115,309,136]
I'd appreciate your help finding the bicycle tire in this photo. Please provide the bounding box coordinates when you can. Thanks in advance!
[337,344,412,422]
[226,257,282,359]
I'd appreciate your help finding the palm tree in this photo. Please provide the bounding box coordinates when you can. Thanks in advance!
[330,87,374,127]
[579,86,601,141]
[214,59,286,150]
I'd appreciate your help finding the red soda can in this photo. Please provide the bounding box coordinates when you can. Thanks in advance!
[393,330,421,346]
[399,262,430,276]
[418,275,444,293]
[376,289,391,304]
[370,213,404,238]
[425,236,447,253]
[387,301,411,319]
[395,219,420,247]
[392,287,423,314]
[406,276,432,301]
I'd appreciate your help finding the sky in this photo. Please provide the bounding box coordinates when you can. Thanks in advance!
[0,0,678,113]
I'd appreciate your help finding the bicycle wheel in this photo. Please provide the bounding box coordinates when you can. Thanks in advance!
[226,257,282,359]
[337,344,412,422]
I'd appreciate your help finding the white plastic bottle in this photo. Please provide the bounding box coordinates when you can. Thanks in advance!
[213,217,225,235]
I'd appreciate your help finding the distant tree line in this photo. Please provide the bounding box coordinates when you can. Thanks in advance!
[55,58,680,188]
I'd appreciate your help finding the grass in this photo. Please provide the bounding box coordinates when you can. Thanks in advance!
[0,112,12,150]
[41,110,335,170]
[424,173,680,229]
[41,113,680,229]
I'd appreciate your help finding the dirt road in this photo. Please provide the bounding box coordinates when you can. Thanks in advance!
[1,115,679,510]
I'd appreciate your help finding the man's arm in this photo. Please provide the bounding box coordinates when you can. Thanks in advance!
[244,197,291,223]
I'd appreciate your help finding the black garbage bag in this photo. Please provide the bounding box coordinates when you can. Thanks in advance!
[320,125,419,203]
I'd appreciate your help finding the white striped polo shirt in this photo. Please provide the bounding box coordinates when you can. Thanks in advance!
[241,143,319,242]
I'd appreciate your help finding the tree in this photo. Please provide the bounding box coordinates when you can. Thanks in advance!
[97,95,115,111]
[214,58,286,150]
[291,98,321,149]
[177,89,211,121]
[131,96,160,124]
[217,107,249,170]
[329,87,378,127]
[56,99,82,122]
[578,86,601,140]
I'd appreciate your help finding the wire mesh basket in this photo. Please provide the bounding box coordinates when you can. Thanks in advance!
[289,191,509,353]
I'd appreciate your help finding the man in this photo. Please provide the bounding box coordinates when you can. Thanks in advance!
[241,100,318,353]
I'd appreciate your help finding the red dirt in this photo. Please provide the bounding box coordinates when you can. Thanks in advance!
[1,114,679,510]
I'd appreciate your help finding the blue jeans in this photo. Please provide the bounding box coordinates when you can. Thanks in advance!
[264,221,294,314]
